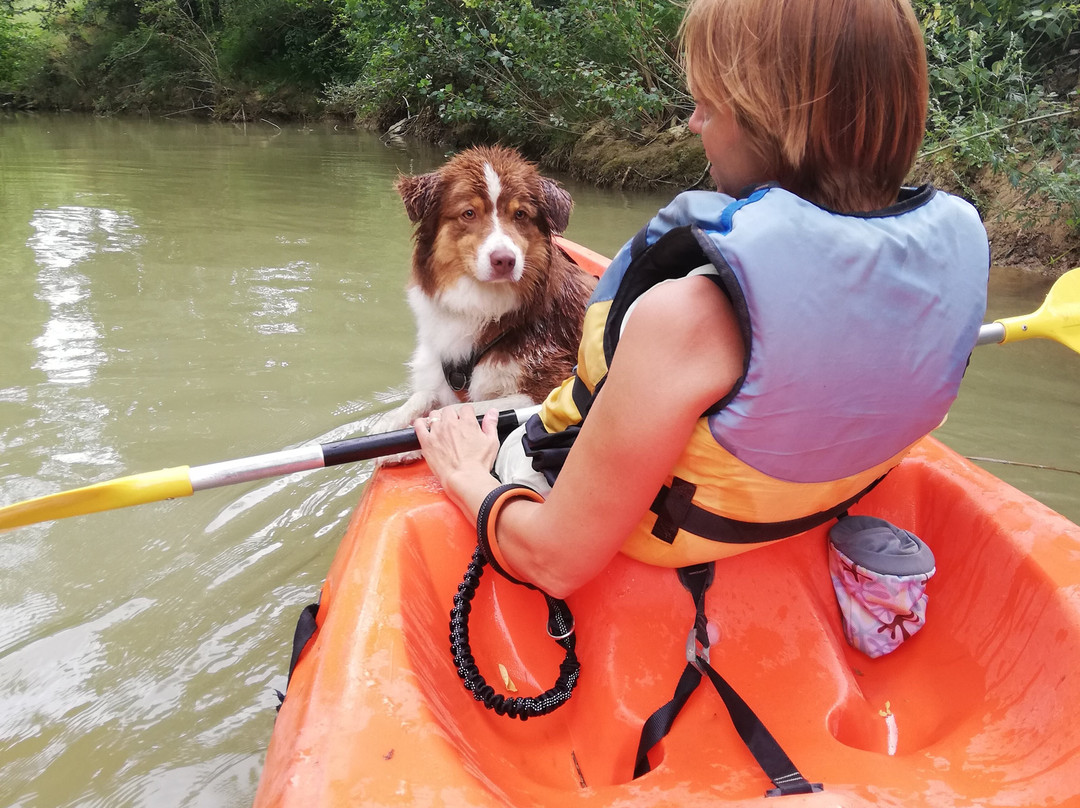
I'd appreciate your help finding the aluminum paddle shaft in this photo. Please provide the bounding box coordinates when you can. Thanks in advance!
[0,407,538,530]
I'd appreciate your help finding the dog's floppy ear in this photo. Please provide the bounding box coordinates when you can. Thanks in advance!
[540,178,573,235]
[396,172,442,223]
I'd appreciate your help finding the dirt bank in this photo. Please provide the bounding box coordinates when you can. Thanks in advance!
[555,124,1079,276]
[919,161,1080,276]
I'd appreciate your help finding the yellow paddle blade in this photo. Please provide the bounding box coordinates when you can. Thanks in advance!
[996,267,1080,353]
[0,467,194,530]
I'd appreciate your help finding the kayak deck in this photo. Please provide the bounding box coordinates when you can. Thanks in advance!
[255,437,1080,806]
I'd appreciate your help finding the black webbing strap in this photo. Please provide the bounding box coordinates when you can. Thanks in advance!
[449,485,580,720]
[275,600,320,711]
[633,563,823,797]
[449,546,580,720]
[650,475,885,545]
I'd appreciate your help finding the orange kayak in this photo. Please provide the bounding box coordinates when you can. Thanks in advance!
[254,242,1080,807]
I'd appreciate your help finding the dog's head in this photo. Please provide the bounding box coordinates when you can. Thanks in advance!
[396,146,573,297]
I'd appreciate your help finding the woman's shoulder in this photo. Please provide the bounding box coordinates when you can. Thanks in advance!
[613,276,747,412]
[626,274,743,356]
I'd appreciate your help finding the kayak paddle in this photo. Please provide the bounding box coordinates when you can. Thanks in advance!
[0,406,539,531]
[2,266,1077,531]
[976,266,1079,352]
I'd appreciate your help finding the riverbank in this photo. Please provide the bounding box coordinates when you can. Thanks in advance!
[317,106,1080,274]
[3,0,1075,273]
[550,122,1079,275]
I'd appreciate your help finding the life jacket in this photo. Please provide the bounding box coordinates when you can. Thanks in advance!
[527,185,989,567]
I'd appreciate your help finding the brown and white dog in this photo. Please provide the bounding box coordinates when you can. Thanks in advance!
[376,145,597,436]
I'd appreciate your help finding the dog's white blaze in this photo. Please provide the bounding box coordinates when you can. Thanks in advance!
[484,162,502,210]
[476,162,524,282]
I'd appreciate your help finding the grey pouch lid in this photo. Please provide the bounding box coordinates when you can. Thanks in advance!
[829,515,935,576]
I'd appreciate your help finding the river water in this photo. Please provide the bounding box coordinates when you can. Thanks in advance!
[0,114,1076,808]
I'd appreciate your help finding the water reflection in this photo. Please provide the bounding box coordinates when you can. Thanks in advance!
[238,261,314,336]
[28,206,141,385]
[26,206,146,484]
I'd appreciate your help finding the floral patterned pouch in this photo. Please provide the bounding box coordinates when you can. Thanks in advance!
[828,515,936,658]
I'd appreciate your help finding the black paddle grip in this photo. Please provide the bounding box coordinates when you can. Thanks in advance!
[320,409,530,468]
[322,428,419,466]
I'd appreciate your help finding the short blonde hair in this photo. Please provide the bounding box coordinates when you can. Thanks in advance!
[681,0,928,212]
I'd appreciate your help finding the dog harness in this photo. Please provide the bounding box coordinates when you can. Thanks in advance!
[441,330,511,395]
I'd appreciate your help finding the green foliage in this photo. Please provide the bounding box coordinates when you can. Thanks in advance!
[0,6,45,94]
[216,0,349,88]
[331,0,687,147]
[917,0,1080,225]
[2,0,349,112]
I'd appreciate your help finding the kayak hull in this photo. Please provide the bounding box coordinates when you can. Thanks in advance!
[255,437,1080,807]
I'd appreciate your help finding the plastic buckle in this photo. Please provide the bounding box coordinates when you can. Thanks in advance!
[765,781,824,798]
[685,626,710,669]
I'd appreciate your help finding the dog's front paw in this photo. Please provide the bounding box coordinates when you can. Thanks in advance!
[375,449,425,468]
[371,390,443,434]
[369,394,439,468]
[369,408,412,436]
[370,410,425,467]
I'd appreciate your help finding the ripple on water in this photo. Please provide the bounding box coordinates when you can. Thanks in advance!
[201,465,370,590]
[85,753,264,808]
[0,597,156,786]
[0,591,59,656]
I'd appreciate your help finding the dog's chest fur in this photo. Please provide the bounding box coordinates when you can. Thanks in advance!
[406,282,524,402]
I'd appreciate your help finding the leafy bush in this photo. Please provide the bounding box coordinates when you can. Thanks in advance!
[332,0,686,147]
[217,0,349,89]
[0,7,44,96]
[2,0,349,112]
[917,0,1080,225]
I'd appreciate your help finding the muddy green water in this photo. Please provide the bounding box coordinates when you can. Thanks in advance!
[0,114,1076,808]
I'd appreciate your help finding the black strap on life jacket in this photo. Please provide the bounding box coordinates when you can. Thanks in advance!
[650,474,885,545]
[633,563,823,797]
[603,225,752,417]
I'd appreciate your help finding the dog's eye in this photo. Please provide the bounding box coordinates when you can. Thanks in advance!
[462,209,475,220]
[514,209,528,221]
